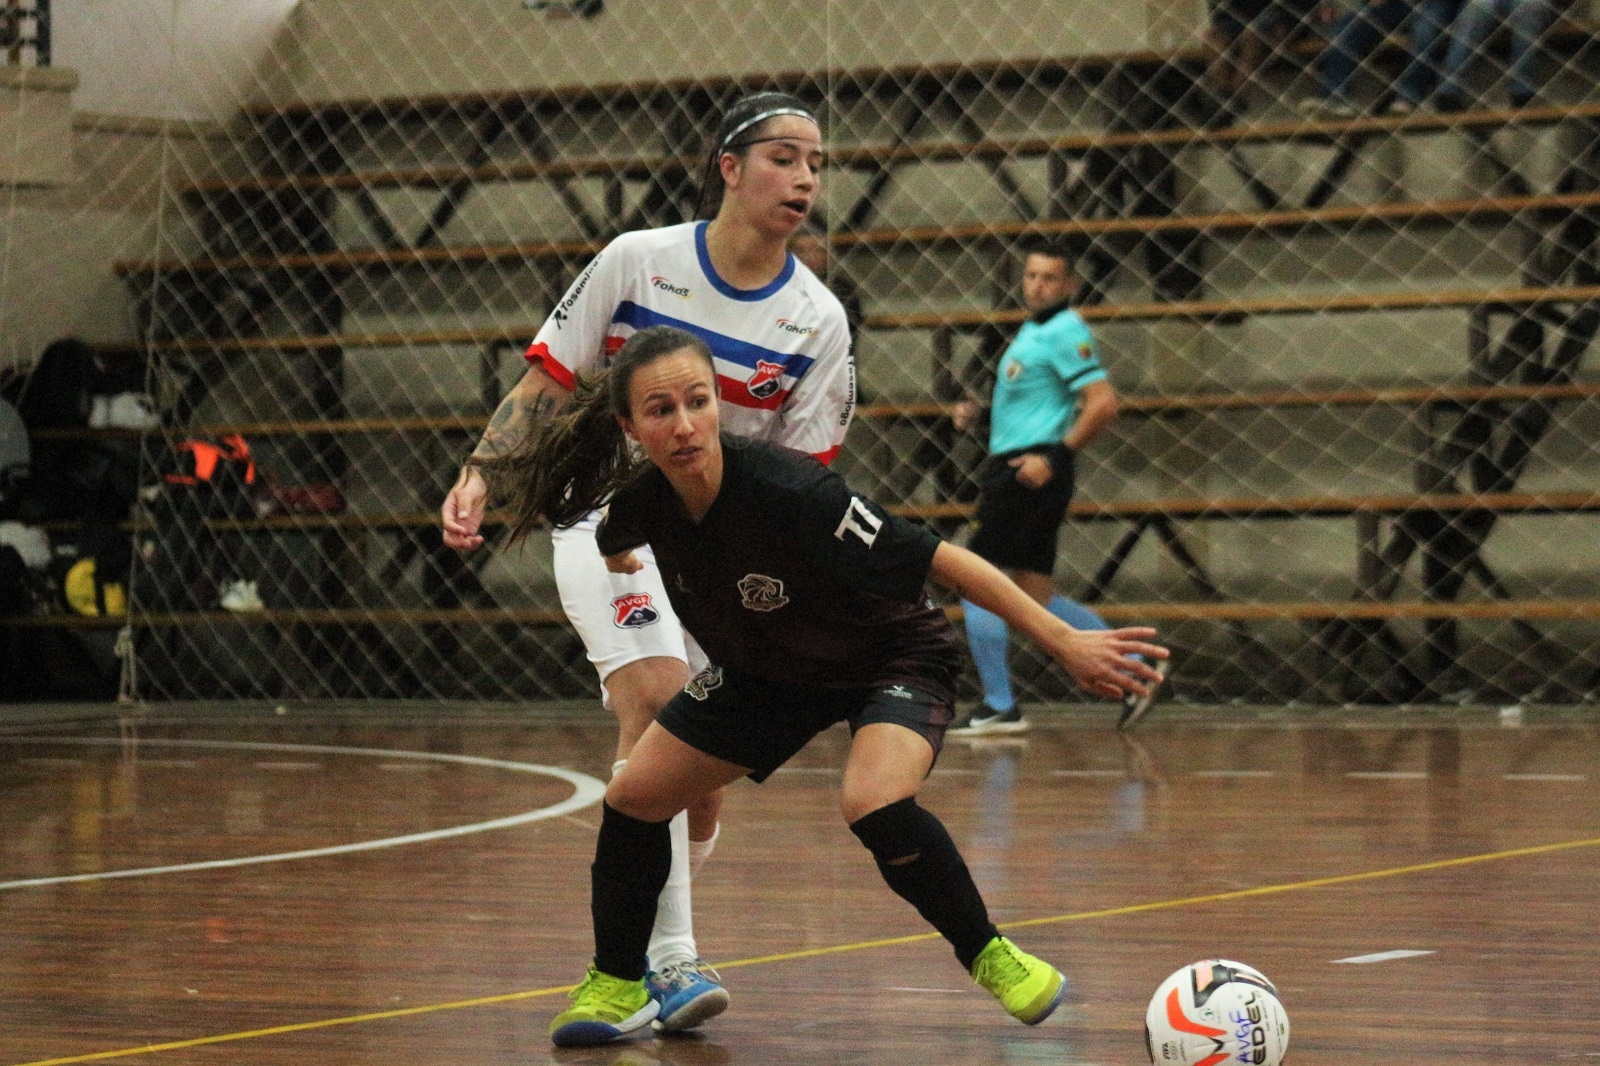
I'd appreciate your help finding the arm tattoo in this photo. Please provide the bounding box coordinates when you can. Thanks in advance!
[469,388,560,462]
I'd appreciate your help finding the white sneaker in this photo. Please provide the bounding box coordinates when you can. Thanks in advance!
[89,392,161,430]
[1118,657,1170,731]
[1296,96,1357,119]
[218,579,264,612]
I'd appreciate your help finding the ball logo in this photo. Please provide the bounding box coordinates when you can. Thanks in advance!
[611,592,660,628]
[737,573,788,612]
[776,317,814,335]
[650,275,691,298]
[746,359,786,400]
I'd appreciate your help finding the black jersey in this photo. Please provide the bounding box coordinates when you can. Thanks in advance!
[597,436,961,692]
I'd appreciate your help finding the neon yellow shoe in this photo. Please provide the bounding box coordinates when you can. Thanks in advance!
[970,936,1066,1025]
[549,964,659,1047]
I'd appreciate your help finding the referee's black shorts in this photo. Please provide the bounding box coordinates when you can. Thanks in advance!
[656,666,957,782]
[966,445,1075,576]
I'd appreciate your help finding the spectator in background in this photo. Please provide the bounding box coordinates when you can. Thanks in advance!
[1204,0,1325,121]
[790,227,863,346]
[949,241,1166,735]
[1432,0,1564,110]
[1297,0,1465,116]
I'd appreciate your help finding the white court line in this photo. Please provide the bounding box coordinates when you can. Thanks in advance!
[1503,773,1586,782]
[137,759,200,768]
[1052,769,1124,778]
[0,738,605,891]
[1193,770,1277,778]
[1346,771,1428,779]
[1332,949,1435,964]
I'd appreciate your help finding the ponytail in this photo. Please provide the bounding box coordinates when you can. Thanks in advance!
[475,325,717,543]
[473,374,638,543]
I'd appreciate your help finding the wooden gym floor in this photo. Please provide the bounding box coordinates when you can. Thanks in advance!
[1,701,1597,1066]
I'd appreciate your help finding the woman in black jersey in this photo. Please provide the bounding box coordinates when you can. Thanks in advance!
[480,326,1167,1048]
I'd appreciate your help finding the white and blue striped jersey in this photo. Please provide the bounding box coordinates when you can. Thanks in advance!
[525,220,855,466]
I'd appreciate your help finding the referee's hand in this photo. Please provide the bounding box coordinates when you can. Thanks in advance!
[1009,452,1054,490]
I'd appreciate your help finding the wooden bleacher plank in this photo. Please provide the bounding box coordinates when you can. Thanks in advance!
[185,111,1600,203]
[868,282,1600,329]
[240,49,1205,127]
[891,490,1600,524]
[839,190,1600,249]
[11,597,1600,630]
[0,606,569,630]
[32,382,1599,444]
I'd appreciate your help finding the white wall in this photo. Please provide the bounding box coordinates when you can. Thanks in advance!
[264,0,1183,105]
[51,0,301,122]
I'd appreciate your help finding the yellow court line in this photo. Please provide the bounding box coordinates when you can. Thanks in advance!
[12,832,1600,1066]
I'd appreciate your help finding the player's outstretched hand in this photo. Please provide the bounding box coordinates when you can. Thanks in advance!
[605,550,642,575]
[1043,625,1168,702]
[442,466,488,551]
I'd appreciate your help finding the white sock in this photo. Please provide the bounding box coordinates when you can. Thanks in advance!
[646,810,697,969]
[688,821,720,876]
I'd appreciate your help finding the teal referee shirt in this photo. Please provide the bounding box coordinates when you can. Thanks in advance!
[987,304,1107,455]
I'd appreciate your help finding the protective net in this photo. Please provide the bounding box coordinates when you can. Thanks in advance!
[4,0,1600,705]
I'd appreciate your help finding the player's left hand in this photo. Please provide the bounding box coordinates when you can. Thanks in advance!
[605,549,642,574]
[1044,625,1168,701]
[1009,452,1054,490]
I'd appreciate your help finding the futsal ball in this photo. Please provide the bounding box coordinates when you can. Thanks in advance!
[1144,959,1290,1066]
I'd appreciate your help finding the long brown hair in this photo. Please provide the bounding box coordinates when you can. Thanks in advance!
[474,326,716,541]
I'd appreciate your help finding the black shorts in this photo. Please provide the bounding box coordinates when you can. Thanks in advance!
[966,446,1076,576]
[656,666,956,782]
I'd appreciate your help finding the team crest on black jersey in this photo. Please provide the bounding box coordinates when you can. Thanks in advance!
[747,359,786,400]
[684,666,724,701]
[736,573,789,612]
[611,592,660,628]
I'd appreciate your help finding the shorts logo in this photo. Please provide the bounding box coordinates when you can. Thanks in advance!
[685,665,724,701]
[737,574,788,612]
[611,592,660,629]
[747,359,786,400]
[776,318,814,335]
[651,275,691,298]
[884,685,913,700]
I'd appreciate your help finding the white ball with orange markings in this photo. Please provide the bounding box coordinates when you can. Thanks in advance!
[1144,959,1290,1066]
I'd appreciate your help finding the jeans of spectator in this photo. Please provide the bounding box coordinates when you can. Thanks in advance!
[1394,0,1465,102]
[1437,0,1560,104]
[1319,0,1462,104]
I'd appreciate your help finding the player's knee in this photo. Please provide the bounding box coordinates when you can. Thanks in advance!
[839,784,915,827]
[604,771,680,824]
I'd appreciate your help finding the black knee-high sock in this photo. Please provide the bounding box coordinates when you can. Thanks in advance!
[849,797,1000,971]
[591,801,672,981]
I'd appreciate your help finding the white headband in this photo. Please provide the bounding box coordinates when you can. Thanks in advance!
[719,107,816,153]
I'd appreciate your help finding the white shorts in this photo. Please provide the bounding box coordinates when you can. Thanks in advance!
[552,518,706,712]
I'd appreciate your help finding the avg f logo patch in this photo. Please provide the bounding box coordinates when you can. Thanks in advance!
[611,592,660,628]
[747,359,785,400]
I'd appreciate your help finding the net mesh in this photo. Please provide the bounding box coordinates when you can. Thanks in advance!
[4,0,1600,705]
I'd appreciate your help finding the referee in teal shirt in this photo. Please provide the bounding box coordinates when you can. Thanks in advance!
[950,240,1163,733]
